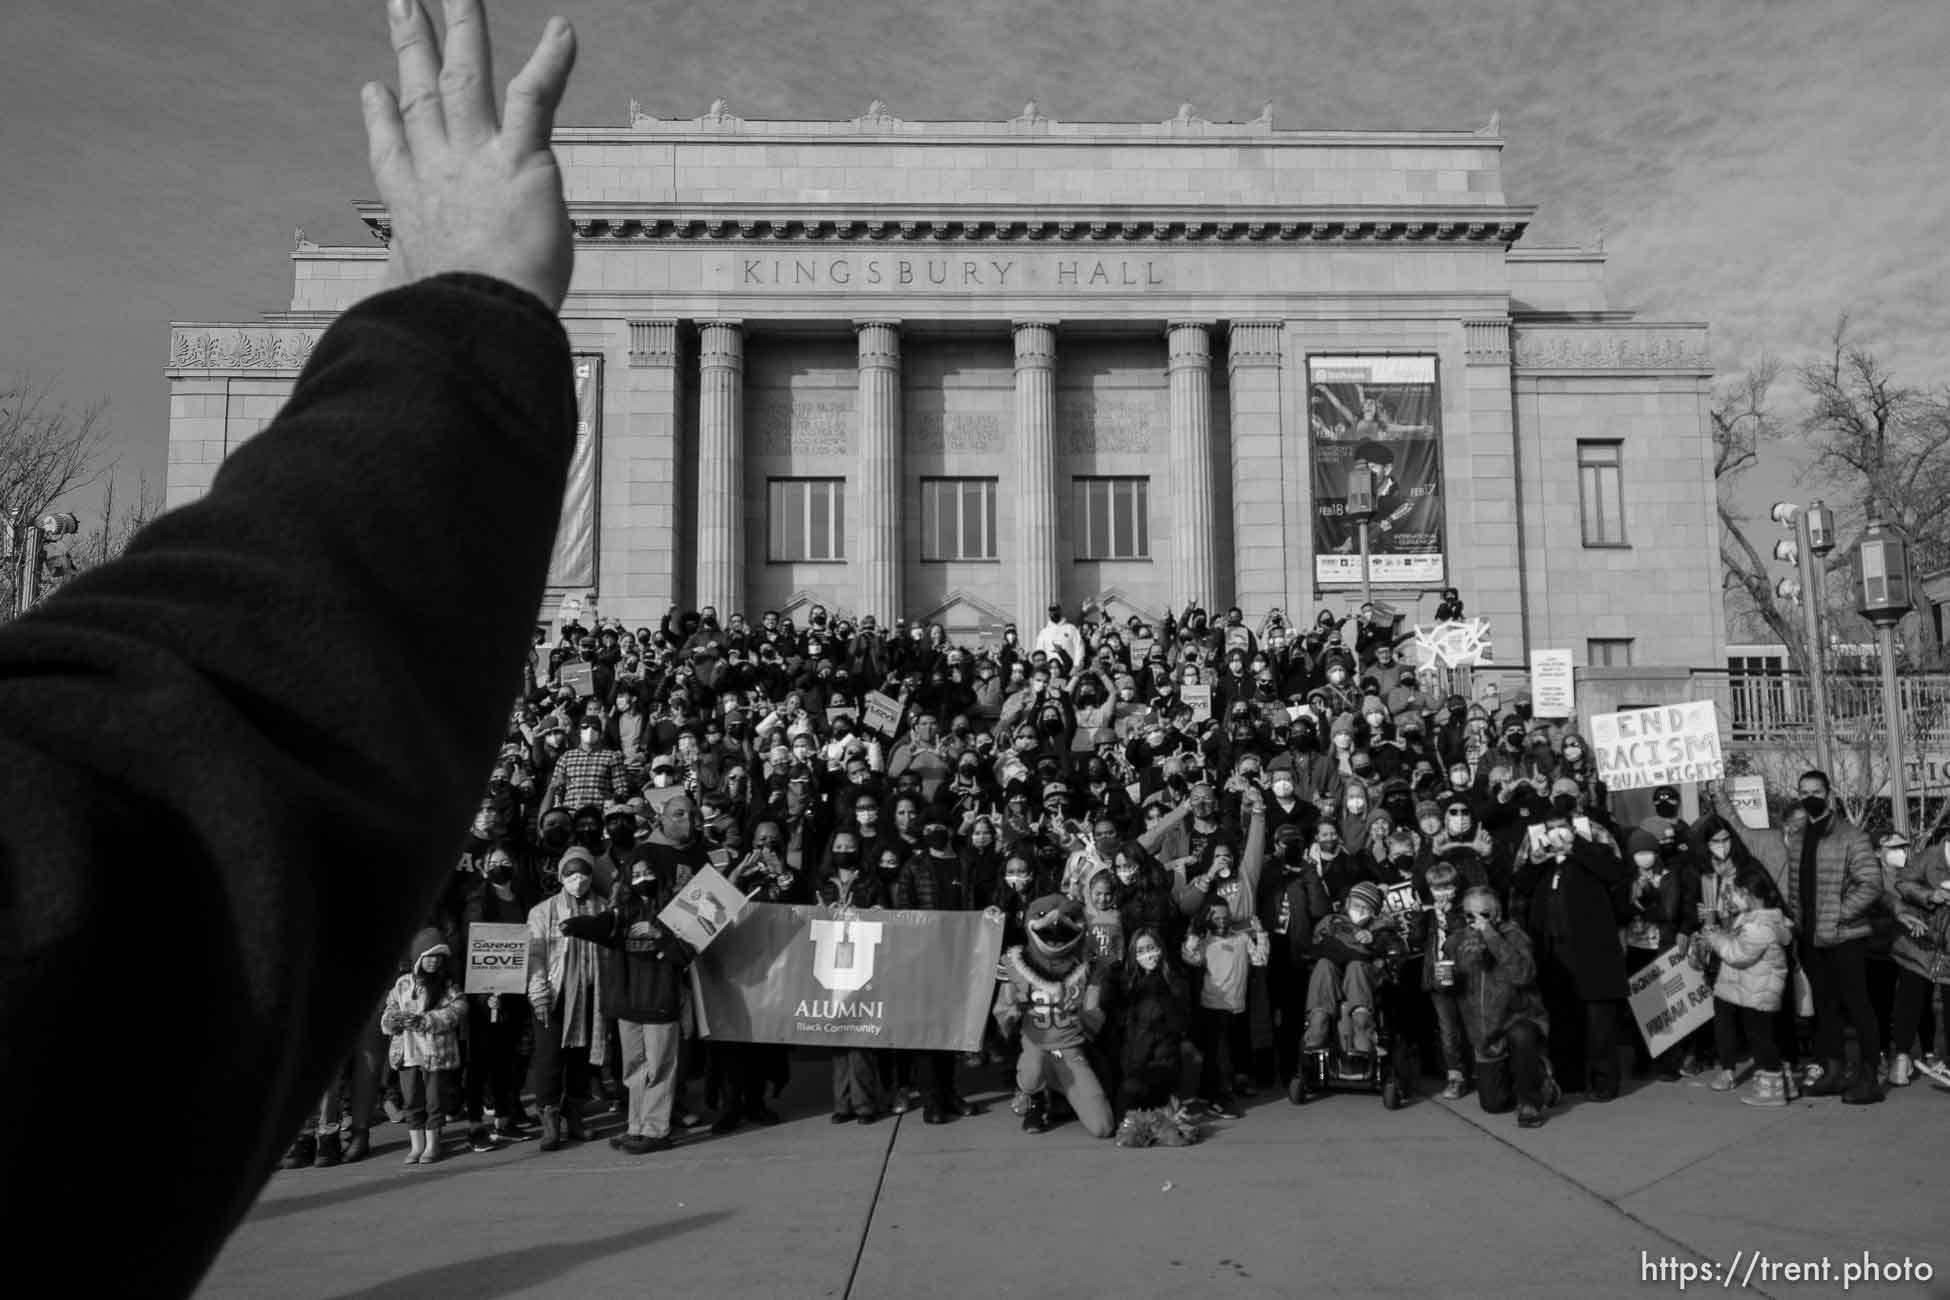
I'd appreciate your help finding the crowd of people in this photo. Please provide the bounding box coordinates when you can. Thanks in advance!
[279,595,1950,1166]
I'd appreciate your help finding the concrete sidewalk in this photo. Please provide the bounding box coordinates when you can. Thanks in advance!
[200,1066,1950,1300]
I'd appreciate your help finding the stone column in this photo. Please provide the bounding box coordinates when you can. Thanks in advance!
[1168,321,1217,610]
[613,319,683,623]
[853,322,903,625]
[1226,319,1287,618]
[1012,322,1060,623]
[695,321,744,617]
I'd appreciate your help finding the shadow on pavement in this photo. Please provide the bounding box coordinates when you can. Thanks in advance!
[248,1141,494,1224]
[320,1212,734,1300]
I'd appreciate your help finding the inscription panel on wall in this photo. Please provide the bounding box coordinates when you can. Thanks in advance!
[751,397,853,455]
[908,412,1003,454]
[1056,397,1158,455]
[719,254,1169,292]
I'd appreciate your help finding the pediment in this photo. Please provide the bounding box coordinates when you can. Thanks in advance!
[916,588,1013,628]
[1083,587,1163,626]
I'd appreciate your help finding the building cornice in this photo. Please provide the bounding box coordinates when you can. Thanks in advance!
[167,324,319,376]
[352,200,1531,248]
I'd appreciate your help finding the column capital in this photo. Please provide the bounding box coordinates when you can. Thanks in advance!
[627,319,680,367]
[1226,319,1285,369]
[1012,320,1057,370]
[855,320,901,370]
[698,320,744,370]
[1167,320,1211,370]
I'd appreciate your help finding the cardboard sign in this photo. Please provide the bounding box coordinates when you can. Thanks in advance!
[1379,880,1420,921]
[1627,947,1716,1057]
[1529,649,1575,719]
[463,922,530,995]
[1183,684,1213,724]
[1412,619,1494,670]
[1589,701,1724,792]
[558,662,595,697]
[643,784,689,815]
[1730,775,1769,830]
[827,704,859,728]
[862,690,904,737]
[658,865,749,954]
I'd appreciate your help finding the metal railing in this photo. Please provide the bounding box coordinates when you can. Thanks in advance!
[1688,668,1950,749]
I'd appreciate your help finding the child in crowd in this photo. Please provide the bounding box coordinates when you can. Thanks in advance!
[1181,895,1268,1118]
[380,928,467,1165]
[1115,929,1193,1115]
[1422,861,1470,1098]
[1696,864,1795,1107]
[1084,867,1126,965]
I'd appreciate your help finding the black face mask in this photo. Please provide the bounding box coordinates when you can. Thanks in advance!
[830,851,860,871]
[541,827,571,850]
[925,827,952,850]
[576,830,604,851]
[485,863,513,883]
[1800,794,1829,820]
[1389,852,1415,871]
[631,878,660,900]
[1551,794,1577,815]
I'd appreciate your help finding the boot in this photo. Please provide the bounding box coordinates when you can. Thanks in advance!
[404,1129,426,1165]
[1805,1058,1848,1097]
[418,1122,443,1163]
[1440,1071,1466,1101]
[343,1130,370,1163]
[1349,1008,1376,1058]
[561,1098,588,1142]
[539,1107,564,1153]
[313,1131,343,1168]
[1740,1070,1787,1108]
[1842,1069,1885,1106]
[1302,1010,1332,1051]
[279,1133,316,1171]
[1021,1100,1051,1134]
[1516,1102,1543,1129]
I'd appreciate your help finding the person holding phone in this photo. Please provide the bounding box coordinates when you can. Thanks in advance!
[1515,813,1631,1101]
[1445,887,1555,1127]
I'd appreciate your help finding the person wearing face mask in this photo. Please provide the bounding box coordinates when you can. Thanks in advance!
[1444,887,1555,1128]
[525,848,610,1152]
[1515,814,1629,1102]
[528,806,578,899]
[1417,861,1472,1099]
[1434,798,1510,904]
[1639,785,1691,845]
[545,714,630,814]
[1304,880,1403,1061]
[894,809,983,1124]
[1110,928,1195,1119]
[380,929,468,1165]
[1337,782,1384,864]
[635,796,708,900]
[1259,823,1332,1099]
[556,858,696,1155]
[1318,658,1360,719]
[959,815,1005,914]
[1887,832,1950,1088]
[1309,819,1376,905]
[459,848,539,1151]
[1261,763,1320,845]
[567,804,618,896]
[888,712,954,802]
[1116,846,1180,951]
[1622,828,1698,1082]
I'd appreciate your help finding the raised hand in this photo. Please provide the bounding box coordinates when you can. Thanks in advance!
[362,0,578,309]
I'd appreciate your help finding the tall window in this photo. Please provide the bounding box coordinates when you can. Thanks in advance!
[1587,638,1634,667]
[1073,477,1150,560]
[920,478,998,561]
[1577,441,1627,546]
[767,478,845,562]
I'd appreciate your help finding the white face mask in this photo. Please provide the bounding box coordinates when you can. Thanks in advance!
[1431,888,1456,910]
[1886,849,1908,870]
[1116,866,1139,886]
[1347,906,1374,928]
[1272,779,1295,798]
[1710,839,1732,861]
[1135,947,1162,972]
[563,874,592,899]
[1346,798,1367,815]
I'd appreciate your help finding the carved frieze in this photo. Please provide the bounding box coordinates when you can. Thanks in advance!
[751,397,853,455]
[1512,328,1710,372]
[168,328,318,374]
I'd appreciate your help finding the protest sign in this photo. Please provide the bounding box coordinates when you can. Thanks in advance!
[657,865,748,954]
[643,784,688,815]
[693,904,1004,1052]
[1183,684,1213,724]
[1529,650,1575,719]
[1589,701,1724,792]
[1626,947,1716,1057]
[463,923,529,995]
[827,703,859,729]
[862,690,904,737]
[1730,775,1769,830]
[1411,619,1494,669]
[558,661,594,697]
[1379,880,1420,923]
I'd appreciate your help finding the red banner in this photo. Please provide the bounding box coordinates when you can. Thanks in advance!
[693,904,1004,1052]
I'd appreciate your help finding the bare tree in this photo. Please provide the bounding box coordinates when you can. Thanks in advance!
[0,375,114,616]
[65,470,164,578]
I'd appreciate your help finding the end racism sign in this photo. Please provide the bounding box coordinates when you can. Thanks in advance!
[1588,700,1725,792]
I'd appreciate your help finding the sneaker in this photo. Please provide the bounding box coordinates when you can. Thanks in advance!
[1441,1073,1466,1101]
[1207,1099,1244,1120]
[1890,1054,1914,1087]
[889,1091,911,1116]
[922,1103,949,1125]
[1516,1102,1543,1129]
[1709,1068,1736,1093]
[749,1106,782,1128]
[1913,1056,1950,1088]
[1842,1074,1885,1106]
[709,1111,743,1136]
[467,1125,495,1153]
[1021,1105,1051,1135]
[1679,1053,1705,1078]
[618,1134,672,1154]
[1740,1070,1787,1109]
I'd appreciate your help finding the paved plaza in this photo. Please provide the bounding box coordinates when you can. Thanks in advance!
[203,1062,1948,1300]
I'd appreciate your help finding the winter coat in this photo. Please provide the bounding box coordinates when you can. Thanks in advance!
[525,887,611,1062]
[1519,838,1632,1001]
[1258,860,1333,964]
[561,889,696,1024]
[1892,842,1950,984]
[813,870,887,909]
[380,930,466,1070]
[1116,966,1191,1078]
[1443,919,1549,1060]
[1702,907,1793,1012]
[1181,923,1269,1012]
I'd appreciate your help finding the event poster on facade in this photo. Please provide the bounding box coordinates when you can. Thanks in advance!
[546,357,602,588]
[1309,355,1446,586]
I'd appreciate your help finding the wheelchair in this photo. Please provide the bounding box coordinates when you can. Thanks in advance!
[1290,950,1411,1110]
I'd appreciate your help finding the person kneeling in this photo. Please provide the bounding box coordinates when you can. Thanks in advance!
[1305,881,1403,1061]
[559,859,696,1155]
[1446,887,1555,1128]
[994,896,1116,1138]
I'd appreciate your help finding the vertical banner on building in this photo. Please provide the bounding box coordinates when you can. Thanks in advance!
[547,357,602,588]
[1529,650,1576,719]
[1309,355,1445,586]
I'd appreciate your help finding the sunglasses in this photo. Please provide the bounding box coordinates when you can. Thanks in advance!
[1464,910,1495,921]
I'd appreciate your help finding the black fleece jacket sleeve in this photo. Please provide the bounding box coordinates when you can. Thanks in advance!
[0,273,574,1298]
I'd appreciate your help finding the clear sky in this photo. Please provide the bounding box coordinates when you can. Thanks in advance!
[3,0,1945,529]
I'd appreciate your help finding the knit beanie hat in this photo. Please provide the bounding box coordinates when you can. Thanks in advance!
[1346,881,1383,915]
[559,846,597,879]
[1625,828,1661,859]
[406,926,450,965]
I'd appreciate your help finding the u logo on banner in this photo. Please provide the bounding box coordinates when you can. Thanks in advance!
[809,919,885,993]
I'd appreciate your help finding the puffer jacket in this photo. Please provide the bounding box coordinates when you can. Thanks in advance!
[1781,816,1882,947]
[1703,907,1793,1012]
[1892,842,1950,984]
[1443,919,1549,1060]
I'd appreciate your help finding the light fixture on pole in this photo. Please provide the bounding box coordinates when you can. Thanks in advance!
[1854,513,1914,835]
[1345,462,1377,614]
[14,512,79,618]
[1771,500,1837,777]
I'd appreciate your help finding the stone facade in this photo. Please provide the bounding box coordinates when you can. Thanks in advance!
[165,106,1724,672]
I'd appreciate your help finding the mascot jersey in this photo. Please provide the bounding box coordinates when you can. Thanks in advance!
[995,895,1104,1051]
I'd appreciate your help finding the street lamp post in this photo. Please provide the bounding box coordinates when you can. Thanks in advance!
[1771,500,1837,778]
[1855,514,1915,835]
[1345,462,1377,614]
[12,512,79,618]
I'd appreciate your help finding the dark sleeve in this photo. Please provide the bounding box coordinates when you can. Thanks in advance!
[0,273,573,1295]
